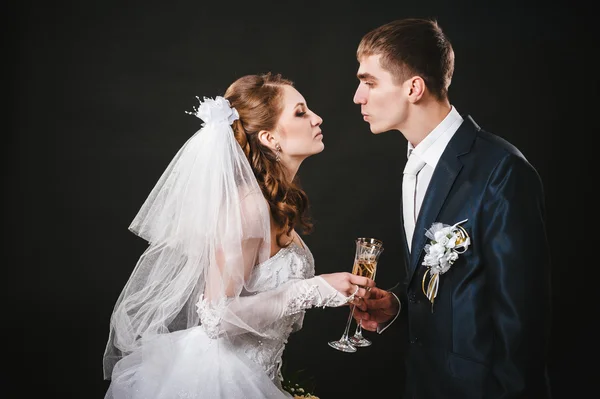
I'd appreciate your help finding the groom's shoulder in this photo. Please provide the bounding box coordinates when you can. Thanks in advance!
[464,115,526,161]
[465,117,542,182]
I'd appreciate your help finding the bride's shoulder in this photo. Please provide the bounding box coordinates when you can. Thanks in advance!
[238,185,269,215]
[250,243,314,290]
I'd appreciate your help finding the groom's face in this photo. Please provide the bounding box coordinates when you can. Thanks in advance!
[353,54,408,134]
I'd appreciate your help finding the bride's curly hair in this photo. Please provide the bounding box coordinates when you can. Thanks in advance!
[225,73,313,247]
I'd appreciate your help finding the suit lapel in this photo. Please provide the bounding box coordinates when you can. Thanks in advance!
[406,116,479,283]
[399,206,410,277]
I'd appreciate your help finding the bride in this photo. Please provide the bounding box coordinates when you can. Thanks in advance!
[103,73,374,398]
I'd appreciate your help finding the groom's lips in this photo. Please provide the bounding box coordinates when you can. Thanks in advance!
[362,113,369,121]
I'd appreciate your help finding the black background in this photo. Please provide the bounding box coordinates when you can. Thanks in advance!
[8,1,593,398]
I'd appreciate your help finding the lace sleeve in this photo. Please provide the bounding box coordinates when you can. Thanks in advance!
[197,276,348,339]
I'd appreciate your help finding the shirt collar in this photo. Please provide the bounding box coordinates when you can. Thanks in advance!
[407,106,463,167]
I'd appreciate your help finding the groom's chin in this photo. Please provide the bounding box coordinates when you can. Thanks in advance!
[369,125,385,134]
[366,121,386,134]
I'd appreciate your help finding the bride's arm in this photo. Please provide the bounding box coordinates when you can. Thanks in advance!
[199,269,361,339]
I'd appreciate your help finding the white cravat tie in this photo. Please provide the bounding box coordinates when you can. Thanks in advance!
[403,152,426,252]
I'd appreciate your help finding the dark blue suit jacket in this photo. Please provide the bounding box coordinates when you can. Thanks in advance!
[394,116,552,399]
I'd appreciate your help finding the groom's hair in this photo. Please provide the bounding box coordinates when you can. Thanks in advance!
[357,18,454,100]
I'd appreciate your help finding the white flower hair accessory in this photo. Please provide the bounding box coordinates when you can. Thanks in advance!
[185,96,239,126]
[421,219,470,312]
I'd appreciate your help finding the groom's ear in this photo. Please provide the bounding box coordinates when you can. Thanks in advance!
[407,76,425,103]
[258,130,278,151]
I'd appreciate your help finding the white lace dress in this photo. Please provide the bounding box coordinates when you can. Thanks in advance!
[105,242,347,399]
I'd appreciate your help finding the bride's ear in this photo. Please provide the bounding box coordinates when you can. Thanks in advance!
[258,130,278,151]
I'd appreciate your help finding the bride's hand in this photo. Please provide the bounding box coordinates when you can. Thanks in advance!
[318,272,375,300]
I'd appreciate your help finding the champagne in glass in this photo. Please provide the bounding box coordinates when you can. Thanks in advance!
[352,259,377,280]
[328,238,383,353]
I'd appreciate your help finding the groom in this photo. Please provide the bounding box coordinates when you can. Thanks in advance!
[352,18,552,399]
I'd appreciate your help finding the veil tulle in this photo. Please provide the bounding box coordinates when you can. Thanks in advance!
[103,96,272,378]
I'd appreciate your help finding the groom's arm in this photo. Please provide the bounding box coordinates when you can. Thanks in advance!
[375,282,402,333]
[481,154,551,398]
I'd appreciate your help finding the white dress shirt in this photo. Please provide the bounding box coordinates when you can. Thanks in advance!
[378,106,464,335]
[403,106,464,240]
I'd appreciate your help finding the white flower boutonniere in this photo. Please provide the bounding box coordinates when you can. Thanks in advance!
[421,219,470,312]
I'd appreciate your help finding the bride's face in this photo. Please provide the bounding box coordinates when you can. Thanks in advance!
[273,85,324,162]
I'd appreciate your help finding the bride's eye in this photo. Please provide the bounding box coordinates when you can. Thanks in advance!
[296,111,306,117]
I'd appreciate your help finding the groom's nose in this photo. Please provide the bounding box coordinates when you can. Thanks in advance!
[353,85,367,105]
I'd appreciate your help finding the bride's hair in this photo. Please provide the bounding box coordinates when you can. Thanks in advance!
[225,73,313,246]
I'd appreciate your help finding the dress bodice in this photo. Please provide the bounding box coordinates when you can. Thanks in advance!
[197,242,315,386]
[236,243,315,384]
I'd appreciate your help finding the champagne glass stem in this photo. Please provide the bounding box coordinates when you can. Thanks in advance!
[328,302,358,352]
[354,321,364,338]
[340,304,356,340]
[350,298,372,347]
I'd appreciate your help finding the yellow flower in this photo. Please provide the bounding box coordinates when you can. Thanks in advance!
[281,364,318,398]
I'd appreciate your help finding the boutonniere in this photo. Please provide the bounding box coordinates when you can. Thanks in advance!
[421,219,470,312]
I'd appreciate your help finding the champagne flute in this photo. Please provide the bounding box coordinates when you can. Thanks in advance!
[349,254,378,347]
[328,238,383,353]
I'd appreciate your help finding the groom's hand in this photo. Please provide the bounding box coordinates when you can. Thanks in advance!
[352,287,399,331]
